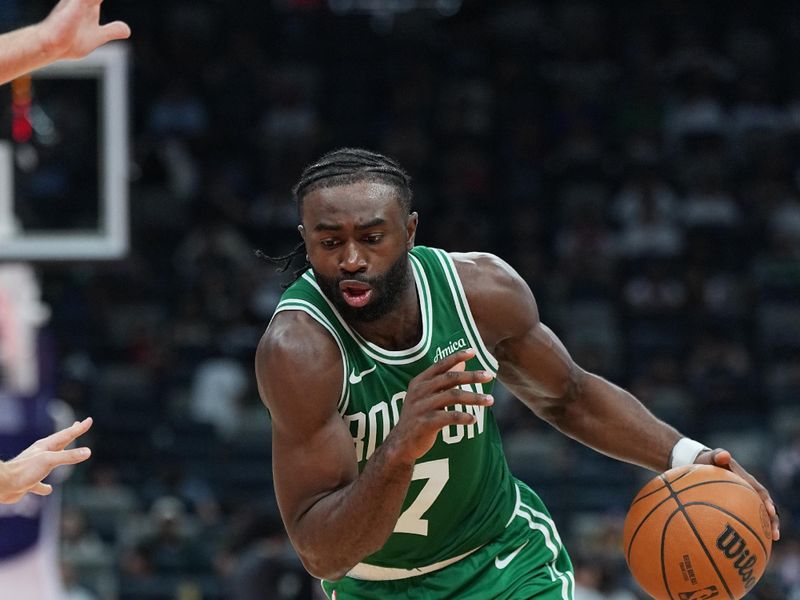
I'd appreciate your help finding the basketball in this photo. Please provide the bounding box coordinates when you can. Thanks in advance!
[623,464,772,600]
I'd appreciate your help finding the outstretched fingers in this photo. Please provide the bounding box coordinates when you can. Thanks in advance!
[14,447,91,494]
[422,410,478,431]
[431,385,494,412]
[710,448,780,541]
[427,348,479,376]
[45,447,93,467]
[38,417,93,452]
[414,350,495,394]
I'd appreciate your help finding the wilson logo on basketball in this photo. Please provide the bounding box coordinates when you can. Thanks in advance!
[679,586,720,600]
[716,524,757,589]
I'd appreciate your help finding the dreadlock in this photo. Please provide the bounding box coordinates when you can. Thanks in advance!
[254,243,308,288]
[257,148,413,288]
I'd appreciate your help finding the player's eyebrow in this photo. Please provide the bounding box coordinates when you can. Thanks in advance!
[314,217,386,232]
[355,217,386,230]
[314,222,342,231]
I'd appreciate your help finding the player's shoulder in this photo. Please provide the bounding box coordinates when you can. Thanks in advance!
[256,310,339,360]
[449,251,527,294]
[257,310,342,385]
[448,251,539,343]
[257,310,345,427]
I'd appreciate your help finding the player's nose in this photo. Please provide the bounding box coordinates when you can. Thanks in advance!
[339,241,367,273]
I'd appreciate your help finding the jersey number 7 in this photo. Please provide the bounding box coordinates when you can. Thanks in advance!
[393,458,449,536]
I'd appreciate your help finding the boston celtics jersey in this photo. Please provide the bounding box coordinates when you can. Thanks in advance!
[273,246,518,571]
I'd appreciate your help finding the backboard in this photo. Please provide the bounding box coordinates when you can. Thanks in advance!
[0,43,129,260]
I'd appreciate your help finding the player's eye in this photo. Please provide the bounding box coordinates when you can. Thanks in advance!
[320,239,341,248]
[364,234,383,244]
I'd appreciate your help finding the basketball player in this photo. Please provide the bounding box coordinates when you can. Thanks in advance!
[0,417,92,504]
[0,0,130,85]
[256,148,779,599]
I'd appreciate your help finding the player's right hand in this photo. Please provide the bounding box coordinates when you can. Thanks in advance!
[696,448,780,541]
[388,349,494,462]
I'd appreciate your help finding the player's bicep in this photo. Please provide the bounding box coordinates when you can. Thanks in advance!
[454,254,581,411]
[256,314,358,534]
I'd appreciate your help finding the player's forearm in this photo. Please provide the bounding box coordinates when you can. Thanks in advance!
[0,24,55,85]
[290,442,415,580]
[547,370,682,472]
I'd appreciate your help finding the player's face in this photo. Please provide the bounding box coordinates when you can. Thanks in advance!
[299,180,417,323]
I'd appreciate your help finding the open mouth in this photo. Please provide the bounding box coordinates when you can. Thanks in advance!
[339,280,374,308]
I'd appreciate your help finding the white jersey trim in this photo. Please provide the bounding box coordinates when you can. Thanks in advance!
[272,300,350,412]
[508,483,573,600]
[344,544,483,581]
[300,254,433,365]
[433,249,499,372]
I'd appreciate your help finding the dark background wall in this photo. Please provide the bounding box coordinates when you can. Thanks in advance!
[2,1,800,598]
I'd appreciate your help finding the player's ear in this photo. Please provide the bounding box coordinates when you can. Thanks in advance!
[406,212,418,249]
[298,224,305,241]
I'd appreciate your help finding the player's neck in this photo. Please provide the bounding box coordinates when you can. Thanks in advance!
[350,281,421,351]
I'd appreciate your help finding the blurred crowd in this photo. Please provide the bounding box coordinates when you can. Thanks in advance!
[4,0,800,598]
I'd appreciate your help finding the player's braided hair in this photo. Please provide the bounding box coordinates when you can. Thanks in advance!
[256,148,413,287]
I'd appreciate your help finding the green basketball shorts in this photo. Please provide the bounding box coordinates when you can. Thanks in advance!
[321,480,574,599]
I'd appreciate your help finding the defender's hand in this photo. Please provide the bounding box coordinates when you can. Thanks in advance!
[695,448,780,541]
[0,417,93,504]
[387,349,494,462]
[39,0,130,61]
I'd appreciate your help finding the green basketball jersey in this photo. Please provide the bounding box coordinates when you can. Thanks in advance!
[273,246,518,571]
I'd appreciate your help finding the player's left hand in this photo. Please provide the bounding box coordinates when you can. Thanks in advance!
[39,0,131,61]
[695,448,780,542]
[0,417,93,504]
